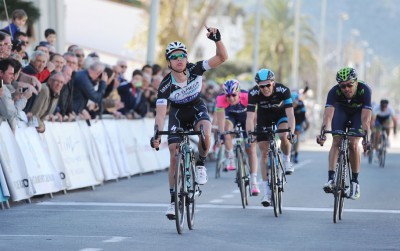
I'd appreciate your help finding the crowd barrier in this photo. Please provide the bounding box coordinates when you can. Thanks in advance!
[0,118,170,208]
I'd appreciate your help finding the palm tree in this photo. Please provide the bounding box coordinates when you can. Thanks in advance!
[238,0,316,85]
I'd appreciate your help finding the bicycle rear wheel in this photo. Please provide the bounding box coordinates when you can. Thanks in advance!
[175,152,186,234]
[379,134,386,168]
[333,154,344,223]
[215,145,224,179]
[368,132,374,164]
[269,151,279,217]
[187,154,197,230]
[236,147,247,209]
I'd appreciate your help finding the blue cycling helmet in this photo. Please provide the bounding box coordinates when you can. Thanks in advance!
[291,92,299,101]
[255,68,275,83]
[223,79,240,95]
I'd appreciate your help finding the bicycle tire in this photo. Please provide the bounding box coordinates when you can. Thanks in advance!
[368,132,374,164]
[333,153,344,223]
[379,134,386,168]
[187,153,196,230]
[215,145,224,179]
[339,161,351,220]
[236,146,246,209]
[277,154,284,214]
[174,152,186,234]
[269,151,279,217]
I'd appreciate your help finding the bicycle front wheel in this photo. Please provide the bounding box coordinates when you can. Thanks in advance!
[175,152,186,234]
[333,153,345,223]
[269,151,279,217]
[187,155,197,230]
[236,147,247,209]
[379,134,386,168]
[277,154,284,214]
[215,145,224,179]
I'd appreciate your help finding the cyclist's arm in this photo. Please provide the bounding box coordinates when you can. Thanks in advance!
[207,40,228,68]
[246,111,256,134]
[361,108,372,135]
[216,108,225,133]
[321,106,335,131]
[154,103,167,137]
[285,107,295,134]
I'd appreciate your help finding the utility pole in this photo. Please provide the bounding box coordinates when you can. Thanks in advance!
[252,0,262,78]
[317,0,327,107]
[146,0,160,65]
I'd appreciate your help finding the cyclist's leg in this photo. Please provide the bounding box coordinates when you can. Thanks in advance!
[348,111,363,199]
[258,141,270,205]
[277,118,293,173]
[294,125,302,163]
[224,117,235,170]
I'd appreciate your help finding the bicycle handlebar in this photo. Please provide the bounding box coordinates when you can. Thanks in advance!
[155,125,206,151]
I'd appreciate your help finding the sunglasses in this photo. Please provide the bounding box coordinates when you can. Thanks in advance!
[76,54,85,58]
[169,53,187,60]
[339,82,355,89]
[120,65,127,68]
[259,83,272,89]
[226,94,237,98]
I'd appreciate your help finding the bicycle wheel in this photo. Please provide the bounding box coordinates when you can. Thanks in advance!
[187,153,197,230]
[215,145,224,179]
[339,161,351,220]
[236,147,247,209]
[174,152,186,234]
[277,154,284,214]
[379,134,386,168]
[269,151,279,217]
[368,132,374,164]
[333,153,344,223]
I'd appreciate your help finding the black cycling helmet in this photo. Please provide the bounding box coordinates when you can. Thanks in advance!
[255,68,275,83]
[380,99,389,105]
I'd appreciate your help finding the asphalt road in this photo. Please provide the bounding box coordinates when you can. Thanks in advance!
[1,140,400,251]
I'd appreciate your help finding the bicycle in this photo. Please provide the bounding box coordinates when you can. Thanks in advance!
[214,143,225,179]
[154,125,206,234]
[377,127,388,168]
[250,123,292,217]
[222,123,251,209]
[320,123,368,223]
[367,131,375,164]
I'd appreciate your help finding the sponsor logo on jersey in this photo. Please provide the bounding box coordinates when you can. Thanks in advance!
[250,89,259,96]
[276,86,287,93]
[159,82,171,93]
[170,78,201,103]
[171,125,177,131]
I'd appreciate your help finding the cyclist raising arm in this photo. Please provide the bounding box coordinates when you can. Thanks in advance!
[246,68,295,207]
[317,67,371,200]
[215,79,259,195]
[150,27,228,219]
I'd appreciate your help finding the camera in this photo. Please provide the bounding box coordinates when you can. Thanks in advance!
[19,87,29,93]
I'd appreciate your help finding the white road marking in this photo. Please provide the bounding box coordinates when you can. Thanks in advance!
[102,236,129,243]
[221,194,234,198]
[37,201,400,214]
[292,159,312,170]
[209,199,224,203]
[79,249,102,251]
[0,234,131,239]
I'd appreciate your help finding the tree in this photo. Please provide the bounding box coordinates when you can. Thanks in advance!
[237,0,317,86]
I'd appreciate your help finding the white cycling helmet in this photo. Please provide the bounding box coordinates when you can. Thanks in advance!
[165,41,187,59]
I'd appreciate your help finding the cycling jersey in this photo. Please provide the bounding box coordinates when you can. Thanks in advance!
[248,83,293,141]
[325,81,372,112]
[216,90,248,132]
[156,60,211,108]
[373,105,394,125]
[294,100,306,126]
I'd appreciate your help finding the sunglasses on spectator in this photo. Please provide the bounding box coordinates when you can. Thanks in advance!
[76,54,85,58]
[226,93,237,98]
[259,83,272,89]
[169,53,187,60]
[120,65,127,68]
[339,82,355,89]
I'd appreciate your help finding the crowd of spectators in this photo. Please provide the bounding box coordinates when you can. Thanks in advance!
[0,8,184,134]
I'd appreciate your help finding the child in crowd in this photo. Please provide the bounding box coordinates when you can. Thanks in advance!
[44,28,56,46]
[2,9,28,40]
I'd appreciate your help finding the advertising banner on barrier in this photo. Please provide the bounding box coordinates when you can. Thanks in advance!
[143,118,170,170]
[89,120,120,180]
[76,120,104,182]
[40,123,69,190]
[0,162,10,202]
[118,120,142,175]
[132,119,160,173]
[49,122,102,190]
[15,126,64,195]
[0,123,32,201]
[102,120,130,177]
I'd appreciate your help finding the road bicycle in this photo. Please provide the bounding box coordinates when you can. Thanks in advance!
[222,123,251,208]
[250,123,292,217]
[154,125,205,234]
[376,127,388,168]
[320,123,367,223]
[214,143,225,179]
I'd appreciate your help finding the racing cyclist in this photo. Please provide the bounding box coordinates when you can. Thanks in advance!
[215,79,260,195]
[246,68,296,207]
[317,67,371,200]
[150,27,228,219]
[371,99,397,152]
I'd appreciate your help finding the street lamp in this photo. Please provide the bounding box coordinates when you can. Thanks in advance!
[336,12,349,69]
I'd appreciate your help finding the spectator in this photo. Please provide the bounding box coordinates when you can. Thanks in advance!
[0,59,18,131]
[67,44,78,53]
[72,60,107,114]
[50,53,65,72]
[34,44,50,58]
[28,72,65,133]
[13,31,29,65]
[63,52,78,72]
[44,28,56,46]
[147,74,162,116]
[102,65,124,116]
[72,47,85,70]
[55,65,74,121]
[142,64,152,76]
[117,69,147,118]
[152,63,162,78]
[11,38,27,65]
[116,59,128,83]
[22,50,54,83]
[1,9,28,40]
[0,31,12,59]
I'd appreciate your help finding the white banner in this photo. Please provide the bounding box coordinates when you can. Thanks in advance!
[15,126,64,195]
[0,123,33,201]
[134,119,161,173]
[49,122,101,190]
[0,161,10,201]
[89,120,120,180]
[118,120,142,175]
